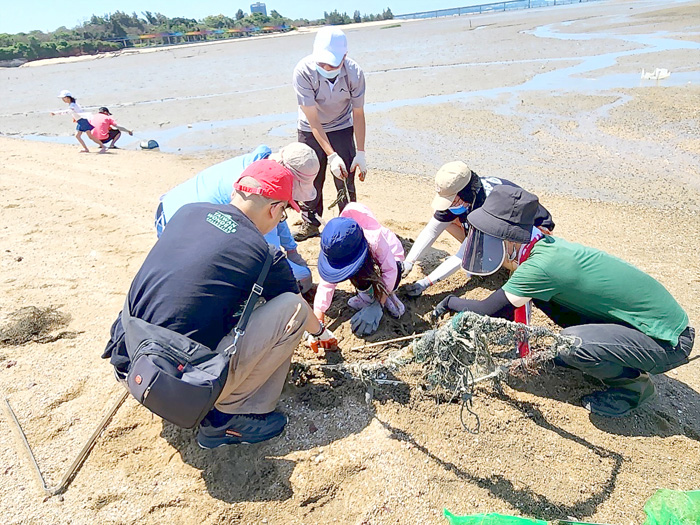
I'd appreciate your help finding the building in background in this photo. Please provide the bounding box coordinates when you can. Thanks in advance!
[251,2,267,16]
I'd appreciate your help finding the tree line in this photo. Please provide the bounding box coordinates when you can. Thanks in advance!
[324,8,394,25]
[0,7,394,64]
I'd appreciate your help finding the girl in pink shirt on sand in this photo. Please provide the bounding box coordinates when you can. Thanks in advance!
[314,203,405,336]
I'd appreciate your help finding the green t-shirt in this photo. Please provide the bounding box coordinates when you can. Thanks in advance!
[502,236,688,345]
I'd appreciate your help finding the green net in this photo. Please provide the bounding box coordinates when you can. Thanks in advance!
[444,510,548,525]
[413,311,576,399]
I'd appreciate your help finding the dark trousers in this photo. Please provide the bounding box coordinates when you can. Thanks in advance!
[297,126,356,226]
[535,300,695,382]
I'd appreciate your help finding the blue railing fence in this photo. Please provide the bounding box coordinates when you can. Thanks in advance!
[395,0,602,20]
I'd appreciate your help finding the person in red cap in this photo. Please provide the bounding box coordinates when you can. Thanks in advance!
[103,159,337,448]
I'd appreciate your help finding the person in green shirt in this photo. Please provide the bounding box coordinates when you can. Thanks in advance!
[433,184,694,417]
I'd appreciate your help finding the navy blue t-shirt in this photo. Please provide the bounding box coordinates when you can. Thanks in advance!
[124,202,298,350]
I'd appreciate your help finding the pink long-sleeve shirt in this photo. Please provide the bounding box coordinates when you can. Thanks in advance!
[314,203,405,314]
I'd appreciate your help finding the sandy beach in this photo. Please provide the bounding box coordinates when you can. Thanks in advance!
[1,1,700,523]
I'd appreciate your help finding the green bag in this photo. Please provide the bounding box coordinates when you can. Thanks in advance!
[643,489,700,525]
[444,511,546,525]
[443,510,591,525]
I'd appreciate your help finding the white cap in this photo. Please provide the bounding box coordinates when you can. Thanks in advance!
[312,27,347,67]
[58,89,73,98]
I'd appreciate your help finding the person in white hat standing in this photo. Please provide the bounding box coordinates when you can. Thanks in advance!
[292,27,367,241]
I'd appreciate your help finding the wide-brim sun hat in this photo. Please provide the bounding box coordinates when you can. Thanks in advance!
[461,185,540,276]
[318,217,368,284]
[269,142,319,203]
[312,27,347,67]
[466,184,539,244]
[431,161,474,211]
[461,226,506,276]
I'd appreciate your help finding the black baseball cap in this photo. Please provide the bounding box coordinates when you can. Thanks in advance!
[98,107,112,115]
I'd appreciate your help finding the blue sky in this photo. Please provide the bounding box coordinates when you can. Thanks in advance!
[1,1,482,34]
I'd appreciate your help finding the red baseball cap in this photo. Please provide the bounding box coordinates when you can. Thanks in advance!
[234,159,300,212]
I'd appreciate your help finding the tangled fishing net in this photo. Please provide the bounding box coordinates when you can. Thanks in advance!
[413,311,576,394]
[305,311,576,401]
[0,306,79,346]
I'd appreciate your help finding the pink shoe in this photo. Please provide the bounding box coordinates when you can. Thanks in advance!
[385,294,405,318]
[348,291,373,310]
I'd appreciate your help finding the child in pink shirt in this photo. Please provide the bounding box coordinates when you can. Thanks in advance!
[314,203,405,336]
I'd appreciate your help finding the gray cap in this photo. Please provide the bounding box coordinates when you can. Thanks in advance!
[270,142,319,203]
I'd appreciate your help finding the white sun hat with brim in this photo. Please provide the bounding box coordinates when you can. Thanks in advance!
[312,27,347,68]
[269,142,320,203]
[58,89,73,98]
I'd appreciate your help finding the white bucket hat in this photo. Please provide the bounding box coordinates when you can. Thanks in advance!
[269,142,319,203]
[58,89,73,98]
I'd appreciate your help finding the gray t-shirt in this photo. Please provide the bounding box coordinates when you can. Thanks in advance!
[293,55,366,133]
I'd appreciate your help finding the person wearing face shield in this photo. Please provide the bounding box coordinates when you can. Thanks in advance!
[292,27,367,242]
[402,161,555,297]
[433,185,694,418]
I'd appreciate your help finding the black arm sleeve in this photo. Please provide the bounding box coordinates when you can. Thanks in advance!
[447,288,516,321]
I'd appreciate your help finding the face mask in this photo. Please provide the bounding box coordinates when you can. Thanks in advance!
[448,204,467,215]
[506,243,519,262]
[316,64,341,79]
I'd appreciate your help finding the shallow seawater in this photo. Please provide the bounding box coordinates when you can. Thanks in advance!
[16,8,700,154]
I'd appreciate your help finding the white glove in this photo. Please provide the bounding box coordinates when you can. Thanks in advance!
[350,151,367,181]
[328,152,348,180]
[306,327,338,352]
[401,261,414,278]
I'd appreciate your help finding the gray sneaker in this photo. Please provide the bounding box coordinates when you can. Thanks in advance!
[293,222,320,242]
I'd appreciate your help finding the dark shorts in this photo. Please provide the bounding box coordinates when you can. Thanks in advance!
[76,118,94,132]
[99,128,121,144]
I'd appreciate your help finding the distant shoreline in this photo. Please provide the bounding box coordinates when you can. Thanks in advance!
[6,19,411,69]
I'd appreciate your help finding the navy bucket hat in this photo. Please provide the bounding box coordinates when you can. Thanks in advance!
[467,184,539,244]
[318,217,368,283]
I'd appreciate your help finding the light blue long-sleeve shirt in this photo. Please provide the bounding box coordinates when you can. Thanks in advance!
[161,145,272,222]
[158,144,299,254]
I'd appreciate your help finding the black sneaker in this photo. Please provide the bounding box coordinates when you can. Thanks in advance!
[582,374,656,417]
[196,410,288,449]
[292,222,320,242]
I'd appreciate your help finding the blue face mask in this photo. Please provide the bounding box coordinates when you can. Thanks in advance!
[316,64,341,80]
[448,204,468,215]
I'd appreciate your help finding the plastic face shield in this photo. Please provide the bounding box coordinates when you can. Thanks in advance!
[461,226,506,276]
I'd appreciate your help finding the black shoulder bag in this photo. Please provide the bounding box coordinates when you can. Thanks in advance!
[119,247,274,429]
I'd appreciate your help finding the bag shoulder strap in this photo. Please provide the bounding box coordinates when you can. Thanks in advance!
[232,244,275,338]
